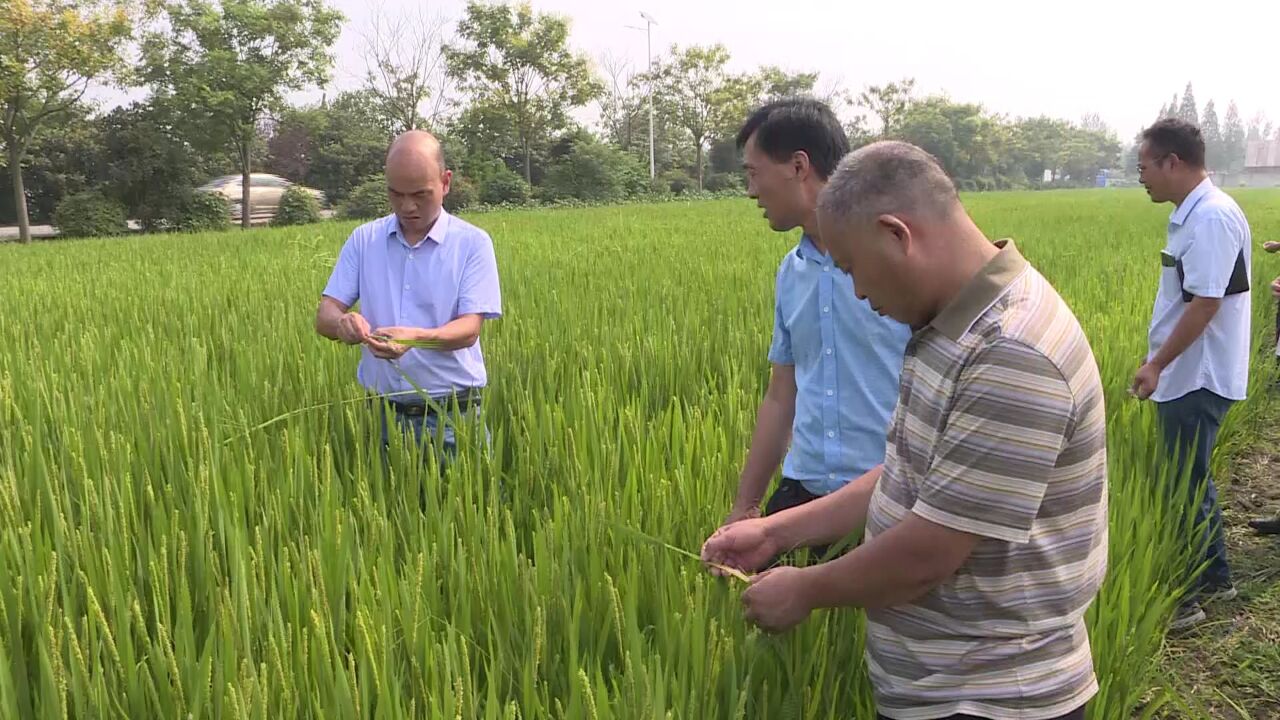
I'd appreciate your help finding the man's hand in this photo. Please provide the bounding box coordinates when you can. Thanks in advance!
[1264,241,1280,253]
[366,326,424,360]
[741,566,814,633]
[724,502,762,526]
[1271,276,1280,298]
[701,517,779,578]
[1130,361,1162,400]
[336,312,372,345]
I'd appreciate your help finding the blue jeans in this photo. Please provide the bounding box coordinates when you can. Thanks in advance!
[1156,389,1234,594]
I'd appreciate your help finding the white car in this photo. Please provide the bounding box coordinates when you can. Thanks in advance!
[197,173,326,224]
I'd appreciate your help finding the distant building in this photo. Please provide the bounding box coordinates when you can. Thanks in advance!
[1244,139,1280,187]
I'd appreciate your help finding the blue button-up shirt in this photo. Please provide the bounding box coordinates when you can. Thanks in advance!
[769,235,910,495]
[322,211,502,397]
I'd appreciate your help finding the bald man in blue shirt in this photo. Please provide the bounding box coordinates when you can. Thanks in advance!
[316,131,502,457]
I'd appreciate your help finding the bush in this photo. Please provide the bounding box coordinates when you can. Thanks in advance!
[658,170,696,195]
[171,191,231,232]
[478,164,531,205]
[53,191,128,238]
[341,176,392,220]
[542,141,648,203]
[703,172,744,193]
[444,175,478,213]
[274,185,322,226]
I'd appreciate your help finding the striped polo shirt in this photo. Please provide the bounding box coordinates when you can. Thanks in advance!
[866,239,1109,720]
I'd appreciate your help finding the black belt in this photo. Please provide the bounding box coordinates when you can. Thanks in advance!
[382,388,482,417]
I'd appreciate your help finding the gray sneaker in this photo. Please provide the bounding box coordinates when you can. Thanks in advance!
[1170,601,1207,631]
[1201,584,1238,604]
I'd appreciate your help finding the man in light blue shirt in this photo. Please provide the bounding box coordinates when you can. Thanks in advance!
[1132,118,1250,630]
[316,130,502,456]
[716,98,911,560]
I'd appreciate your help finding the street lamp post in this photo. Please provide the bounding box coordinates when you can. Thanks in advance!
[627,12,657,179]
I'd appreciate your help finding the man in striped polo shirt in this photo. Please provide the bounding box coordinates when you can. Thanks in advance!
[702,141,1108,720]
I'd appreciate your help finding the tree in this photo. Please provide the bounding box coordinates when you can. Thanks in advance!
[1177,82,1198,126]
[1201,100,1224,171]
[596,53,646,153]
[858,78,916,136]
[360,3,452,133]
[143,0,344,228]
[0,0,132,243]
[266,91,391,205]
[755,66,818,102]
[643,44,759,190]
[445,1,600,185]
[1222,101,1246,173]
[98,100,233,230]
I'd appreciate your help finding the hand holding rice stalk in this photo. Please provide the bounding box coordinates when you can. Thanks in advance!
[369,332,447,350]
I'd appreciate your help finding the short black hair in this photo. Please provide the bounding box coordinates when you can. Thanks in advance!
[1141,118,1206,169]
[736,97,850,180]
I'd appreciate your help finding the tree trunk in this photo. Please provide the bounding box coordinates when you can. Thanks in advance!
[8,146,31,244]
[240,143,252,230]
[523,138,532,186]
[696,141,705,191]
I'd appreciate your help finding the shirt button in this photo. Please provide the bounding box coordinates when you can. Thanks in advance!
[823,265,831,272]
[823,305,830,313]
[827,431,835,438]
[825,348,833,355]
[404,285,410,290]
[828,473,836,480]
[826,389,834,397]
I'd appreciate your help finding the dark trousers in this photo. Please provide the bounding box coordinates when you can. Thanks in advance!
[877,706,1084,720]
[763,477,838,565]
[1156,388,1234,594]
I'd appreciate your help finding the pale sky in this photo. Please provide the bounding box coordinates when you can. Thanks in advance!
[104,0,1280,143]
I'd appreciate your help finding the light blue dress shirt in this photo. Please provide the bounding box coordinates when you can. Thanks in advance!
[769,235,910,495]
[323,211,502,398]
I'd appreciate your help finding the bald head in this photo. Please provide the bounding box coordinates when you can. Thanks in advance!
[387,129,447,174]
[816,141,959,229]
[385,130,452,240]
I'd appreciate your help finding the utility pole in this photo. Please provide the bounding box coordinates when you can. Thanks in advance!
[638,11,657,179]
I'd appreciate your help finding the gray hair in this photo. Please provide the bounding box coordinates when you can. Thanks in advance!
[817,141,959,227]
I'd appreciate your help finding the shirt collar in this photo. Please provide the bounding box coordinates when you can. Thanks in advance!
[1170,177,1214,227]
[795,233,828,263]
[387,209,452,247]
[929,238,1027,342]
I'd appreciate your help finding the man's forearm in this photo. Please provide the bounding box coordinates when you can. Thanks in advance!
[733,395,795,512]
[798,511,965,612]
[765,466,882,551]
[316,301,347,341]
[1150,297,1221,369]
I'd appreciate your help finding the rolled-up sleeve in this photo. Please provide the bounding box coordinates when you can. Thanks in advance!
[458,234,502,318]
[322,235,361,307]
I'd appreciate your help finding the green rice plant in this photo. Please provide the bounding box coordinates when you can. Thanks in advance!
[1,190,1278,719]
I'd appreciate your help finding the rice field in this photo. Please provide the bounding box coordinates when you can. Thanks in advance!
[2,190,1280,719]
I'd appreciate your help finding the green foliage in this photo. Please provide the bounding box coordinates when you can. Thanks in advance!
[274,185,322,226]
[445,0,601,184]
[443,175,478,213]
[703,172,744,194]
[478,162,532,205]
[143,0,345,227]
[542,139,647,202]
[52,190,128,238]
[0,0,134,241]
[267,90,391,205]
[658,169,696,195]
[340,175,392,219]
[172,190,232,232]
